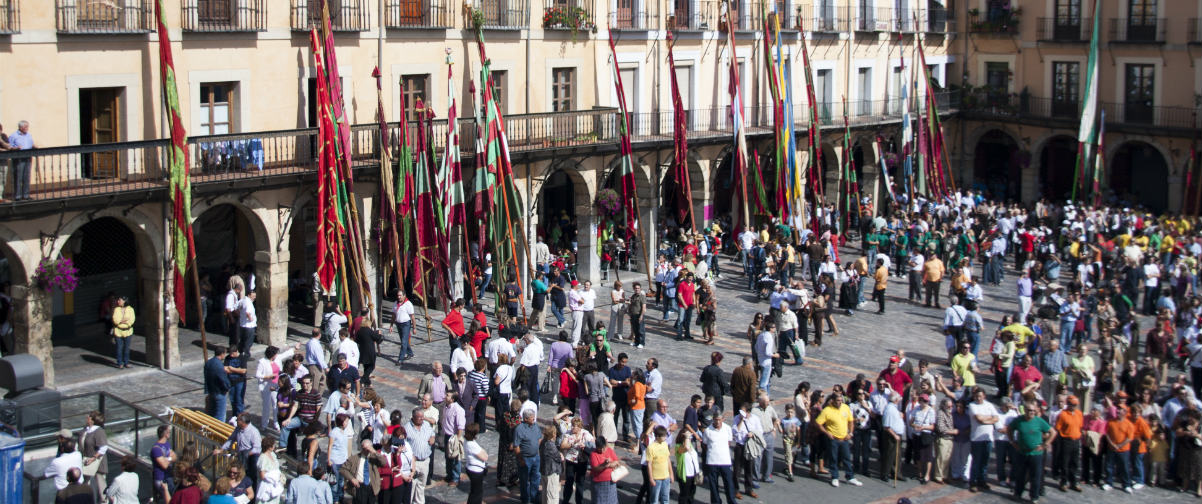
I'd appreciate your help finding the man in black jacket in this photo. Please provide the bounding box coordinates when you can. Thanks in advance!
[355,312,382,382]
[699,351,729,413]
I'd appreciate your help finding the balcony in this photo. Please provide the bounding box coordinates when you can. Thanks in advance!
[608,5,655,30]
[962,90,1200,132]
[56,0,154,34]
[1191,18,1201,44]
[0,0,19,34]
[921,7,952,34]
[1109,18,1165,43]
[853,7,890,32]
[806,5,848,32]
[291,0,371,31]
[0,97,958,207]
[879,8,917,33]
[1036,17,1089,42]
[182,0,267,32]
[385,0,452,28]
[674,0,718,30]
[474,0,528,29]
[967,8,1019,36]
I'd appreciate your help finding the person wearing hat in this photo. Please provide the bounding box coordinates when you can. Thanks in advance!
[110,295,136,369]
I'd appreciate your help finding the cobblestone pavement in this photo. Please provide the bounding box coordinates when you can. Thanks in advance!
[58,245,1190,504]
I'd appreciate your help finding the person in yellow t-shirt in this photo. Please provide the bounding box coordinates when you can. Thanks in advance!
[950,342,978,387]
[646,425,674,500]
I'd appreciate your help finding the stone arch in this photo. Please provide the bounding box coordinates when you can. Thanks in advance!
[1109,139,1170,212]
[191,194,274,252]
[1036,134,1079,202]
[53,207,163,268]
[972,128,1023,202]
[0,223,32,287]
[709,145,737,224]
[0,224,31,358]
[657,150,707,231]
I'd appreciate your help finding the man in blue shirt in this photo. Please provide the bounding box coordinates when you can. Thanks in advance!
[224,347,248,416]
[7,120,34,201]
[203,346,231,422]
[512,410,542,504]
[286,461,333,504]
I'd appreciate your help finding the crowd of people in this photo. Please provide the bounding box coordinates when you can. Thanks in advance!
[40,188,1202,504]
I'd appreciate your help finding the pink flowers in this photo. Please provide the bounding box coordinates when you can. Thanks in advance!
[34,257,79,293]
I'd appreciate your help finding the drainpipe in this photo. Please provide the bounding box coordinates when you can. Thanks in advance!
[378,0,385,79]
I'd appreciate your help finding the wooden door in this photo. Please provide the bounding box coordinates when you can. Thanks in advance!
[674,0,689,28]
[85,88,120,179]
[398,0,424,26]
[1124,64,1154,124]
[617,0,633,27]
[1126,0,1156,41]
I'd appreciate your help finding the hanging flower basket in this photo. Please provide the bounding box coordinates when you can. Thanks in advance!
[34,257,79,293]
[595,188,622,218]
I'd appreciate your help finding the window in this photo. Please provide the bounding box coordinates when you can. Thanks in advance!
[489,70,507,115]
[552,68,575,112]
[986,0,1009,24]
[401,74,429,122]
[815,69,832,120]
[1051,62,1080,118]
[199,82,235,135]
[1126,0,1157,40]
[891,66,903,114]
[926,64,941,88]
[674,65,692,125]
[1124,63,1154,123]
[1053,0,1081,40]
[198,0,232,24]
[857,68,872,116]
[619,68,636,111]
[985,62,1009,106]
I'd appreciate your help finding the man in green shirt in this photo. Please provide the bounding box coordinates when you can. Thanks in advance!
[1008,402,1055,502]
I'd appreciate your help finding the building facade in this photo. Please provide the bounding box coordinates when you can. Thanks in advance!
[25,0,1187,385]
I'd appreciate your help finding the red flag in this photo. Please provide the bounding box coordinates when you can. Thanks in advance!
[311,29,342,294]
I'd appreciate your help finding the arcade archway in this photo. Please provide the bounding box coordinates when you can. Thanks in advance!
[973,129,1022,202]
[537,169,583,255]
[191,203,266,332]
[1111,141,1169,212]
[1039,135,1077,202]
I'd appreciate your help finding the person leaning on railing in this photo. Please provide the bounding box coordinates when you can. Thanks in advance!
[7,120,34,201]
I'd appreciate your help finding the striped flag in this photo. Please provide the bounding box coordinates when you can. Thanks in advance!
[1073,0,1102,201]
[900,47,913,197]
[310,29,342,295]
[607,34,638,239]
[1092,110,1106,208]
[442,54,466,226]
[156,0,195,323]
[798,17,824,219]
[725,2,752,228]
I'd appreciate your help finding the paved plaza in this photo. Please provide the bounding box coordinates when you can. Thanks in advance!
[49,245,1190,504]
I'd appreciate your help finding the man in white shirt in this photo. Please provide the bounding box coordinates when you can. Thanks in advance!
[337,329,360,371]
[702,411,738,504]
[321,301,348,352]
[237,291,258,355]
[484,332,516,366]
[517,332,544,403]
[751,392,781,483]
[568,281,585,345]
[881,393,907,481]
[739,229,757,279]
[732,402,763,497]
[395,292,416,362]
[754,321,778,393]
[224,283,242,346]
[580,281,598,335]
[966,388,1000,491]
[45,438,84,490]
[907,250,925,302]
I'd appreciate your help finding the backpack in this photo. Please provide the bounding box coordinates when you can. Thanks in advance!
[963,313,982,334]
[320,312,338,343]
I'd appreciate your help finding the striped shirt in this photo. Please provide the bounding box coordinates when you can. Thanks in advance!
[467,370,490,398]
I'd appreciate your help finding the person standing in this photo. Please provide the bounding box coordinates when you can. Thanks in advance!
[700,352,729,413]
[404,408,436,504]
[224,347,249,417]
[150,426,175,504]
[214,413,262,483]
[731,403,762,499]
[104,455,140,504]
[204,347,232,422]
[517,331,544,404]
[237,291,258,355]
[609,280,627,341]
[676,274,696,341]
[393,292,415,363]
[628,283,646,348]
[1009,401,1054,501]
[814,391,861,488]
[880,393,907,482]
[967,387,999,492]
[1016,270,1034,324]
[110,296,135,369]
[340,439,385,504]
[285,459,332,504]
[256,345,296,431]
[539,423,564,504]
[754,321,778,393]
[922,253,945,308]
[78,411,109,500]
[513,410,543,504]
[647,425,674,504]
[8,120,35,201]
[531,272,549,332]
[580,281,598,335]
[873,258,889,314]
[751,391,781,483]
[568,281,585,345]
[303,328,329,396]
[702,411,738,504]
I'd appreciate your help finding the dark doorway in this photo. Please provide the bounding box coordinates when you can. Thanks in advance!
[1111,141,1168,212]
[973,130,1021,201]
[1039,135,1078,202]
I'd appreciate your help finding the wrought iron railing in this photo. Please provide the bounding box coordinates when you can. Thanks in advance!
[386,0,452,28]
[1035,16,1089,42]
[56,0,154,34]
[609,0,656,30]
[476,0,528,29]
[182,0,268,32]
[853,6,890,32]
[1109,17,1165,43]
[0,0,19,34]
[806,5,847,32]
[677,0,720,30]
[542,0,595,32]
[967,9,1018,35]
[291,0,371,31]
[961,90,1199,130]
[0,95,960,204]
[921,7,952,33]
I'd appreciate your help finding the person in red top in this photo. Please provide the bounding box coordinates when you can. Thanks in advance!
[675,273,697,341]
[589,436,621,502]
[878,356,913,394]
[469,323,490,358]
[1009,355,1043,392]
[1018,229,1036,267]
[1104,406,1135,491]
[442,299,467,350]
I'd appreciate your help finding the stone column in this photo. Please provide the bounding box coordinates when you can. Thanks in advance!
[256,249,290,348]
[138,262,170,369]
[11,284,55,386]
[576,201,600,284]
[691,158,710,229]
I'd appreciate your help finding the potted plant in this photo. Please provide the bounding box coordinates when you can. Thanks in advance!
[33,257,79,293]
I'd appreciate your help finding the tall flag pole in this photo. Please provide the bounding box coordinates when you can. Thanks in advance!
[725,0,752,230]
[840,96,861,232]
[310,28,343,307]
[900,34,914,200]
[762,0,786,220]
[155,0,204,358]
[667,33,696,234]
[1092,110,1106,208]
[607,33,655,291]
[442,51,466,302]
[1073,0,1102,203]
[374,67,405,298]
[798,16,824,226]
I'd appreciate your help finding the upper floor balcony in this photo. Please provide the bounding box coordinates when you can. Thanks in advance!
[56,0,154,35]
[1035,16,1089,42]
[853,6,891,32]
[291,0,371,31]
[1109,17,1165,44]
[967,6,1019,36]
[385,0,452,28]
[921,6,952,34]
[0,94,959,207]
[805,5,848,33]
[473,0,529,29]
[182,0,268,32]
[0,0,19,34]
[608,0,655,30]
[672,0,715,30]
[962,89,1200,133]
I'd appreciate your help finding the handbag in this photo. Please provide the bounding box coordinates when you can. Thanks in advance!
[610,464,630,482]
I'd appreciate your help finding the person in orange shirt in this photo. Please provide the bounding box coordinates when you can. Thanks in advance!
[1103,407,1134,492]
[1053,395,1084,491]
[873,258,889,315]
[1129,409,1152,490]
[922,254,945,308]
